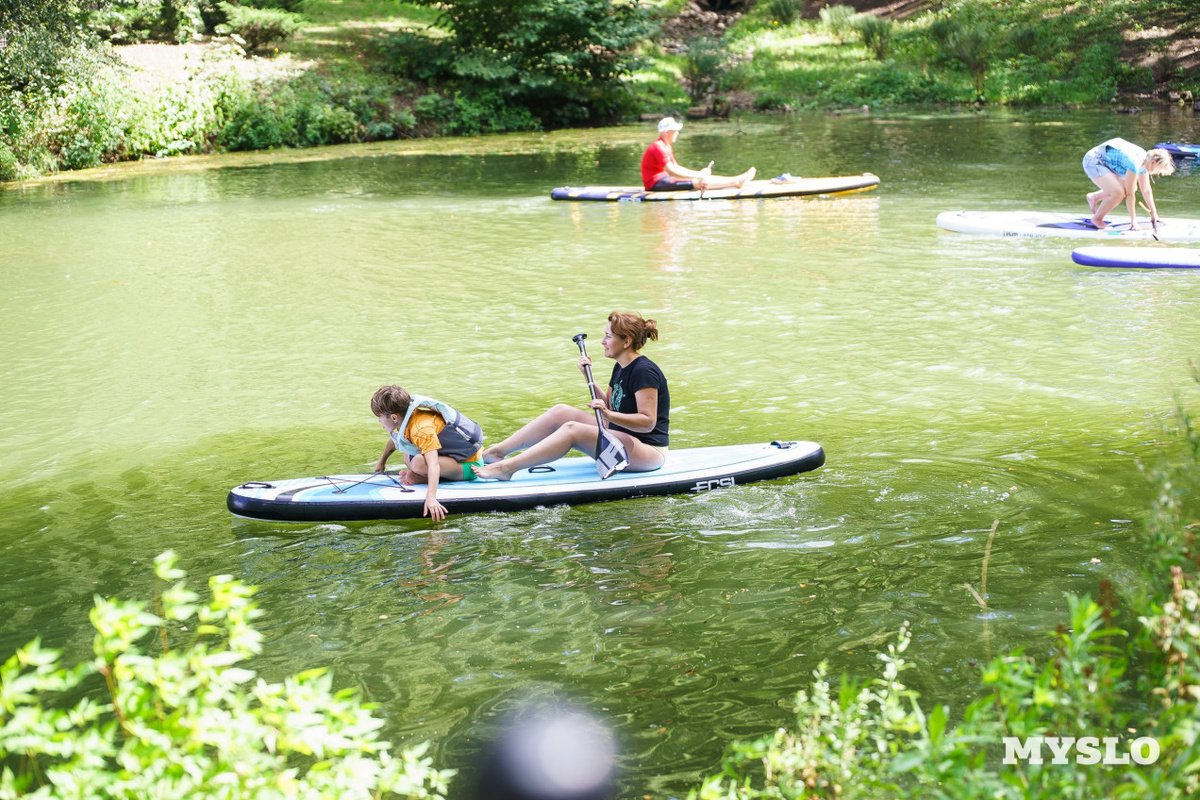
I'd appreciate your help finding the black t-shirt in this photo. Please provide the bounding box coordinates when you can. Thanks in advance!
[607,355,669,446]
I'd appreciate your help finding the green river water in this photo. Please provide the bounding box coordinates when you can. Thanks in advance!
[3,108,1200,796]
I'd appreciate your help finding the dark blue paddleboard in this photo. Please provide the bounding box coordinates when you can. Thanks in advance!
[1071,246,1200,269]
[1155,142,1200,158]
[227,441,825,522]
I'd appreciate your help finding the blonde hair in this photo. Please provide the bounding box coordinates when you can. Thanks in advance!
[371,385,411,417]
[1146,148,1176,176]
[608,311,659,352]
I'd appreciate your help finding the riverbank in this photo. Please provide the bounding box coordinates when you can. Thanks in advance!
[1,0,1197,181]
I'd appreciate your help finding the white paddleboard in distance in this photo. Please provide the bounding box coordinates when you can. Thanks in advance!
[1071,246,1200,269]
[227,440,825,522]
[551,174,879,202]
[937,210,1200,241]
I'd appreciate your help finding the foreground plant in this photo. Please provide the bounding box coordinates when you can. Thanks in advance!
[691,378,1200,799]
[0,551,453,799]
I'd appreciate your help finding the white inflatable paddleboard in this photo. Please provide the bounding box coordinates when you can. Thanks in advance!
[552,174,879,202]
[227,441,825,522]
[1071,246,1200,269]
[937,210,1200,241]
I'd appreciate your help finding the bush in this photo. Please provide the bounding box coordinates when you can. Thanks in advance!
[853,14,895,61]
[217,1,300,54]
[402,0,651,127]
[819,5,857,43]
[450,90,540,134]
[764,0,803,26]
[88,0,160,43]
[682,38,730,106]
[691,378,1200,799]
[0,143,19,182]
[0,552,455,799]
[57,77,135,169]
[946,22,993,97]
[87,0,205,44]
[377,30,457,83]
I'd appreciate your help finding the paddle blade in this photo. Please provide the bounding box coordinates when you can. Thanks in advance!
[595,431,629,479]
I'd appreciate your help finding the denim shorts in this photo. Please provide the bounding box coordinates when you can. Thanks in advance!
[1083,150,1112,180]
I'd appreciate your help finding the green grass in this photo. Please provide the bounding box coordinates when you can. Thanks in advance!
[281,0,443,72]
[298,0,440,26]
[710,0,1197,110]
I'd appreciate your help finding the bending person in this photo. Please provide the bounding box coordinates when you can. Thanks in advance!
[1082,137,1175,230]
[474,312,670,481]
[641,117,755,192]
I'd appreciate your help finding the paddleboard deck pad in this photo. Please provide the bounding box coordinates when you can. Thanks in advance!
[227,441,825,522]
[937,210,1200,241]
[551,174,878,202]
[1071,246,1200,269]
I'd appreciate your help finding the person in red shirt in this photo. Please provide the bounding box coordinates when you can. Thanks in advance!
[640,116,755,192]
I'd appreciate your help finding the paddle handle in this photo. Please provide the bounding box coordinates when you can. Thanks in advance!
[572,333,603,404]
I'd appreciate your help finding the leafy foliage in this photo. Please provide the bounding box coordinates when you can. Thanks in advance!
[763,0,802,27]
[690,377,1200,799]
[217,1,301,54]
[818,5,857,43]
[0,552,455,799]
[682,37,730,106]
[398,0,651,127]
[0,0,97,95]
[852,14,894,62]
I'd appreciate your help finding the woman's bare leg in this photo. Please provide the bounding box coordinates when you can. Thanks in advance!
[480,404,593,463]
[473,420,601,480]
[1089,172,1125,228]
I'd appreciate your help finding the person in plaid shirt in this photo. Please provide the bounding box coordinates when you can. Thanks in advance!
[1082,137,1175,230]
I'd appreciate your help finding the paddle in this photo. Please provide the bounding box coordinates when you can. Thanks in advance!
[1139,200,1159,240]
[572,333,629,479]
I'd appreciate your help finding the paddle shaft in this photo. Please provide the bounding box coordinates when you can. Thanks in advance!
[1138,200,1159,239]
[572,334,609,454]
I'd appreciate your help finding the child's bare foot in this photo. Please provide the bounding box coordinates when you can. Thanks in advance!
[472,461,517,481]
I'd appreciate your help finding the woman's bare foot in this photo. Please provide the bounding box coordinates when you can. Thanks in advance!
[1087,192,1098,215]
[1090,216,1107,230]
[472,461,517,481]
[480,445,506,464]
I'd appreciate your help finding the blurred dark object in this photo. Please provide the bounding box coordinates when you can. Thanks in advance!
[475,708,618,800]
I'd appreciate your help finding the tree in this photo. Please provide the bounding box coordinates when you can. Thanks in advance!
[404,0,651,127]
[0,0,96,94]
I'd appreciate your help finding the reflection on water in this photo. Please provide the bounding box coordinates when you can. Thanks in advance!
[2,108,1200,798]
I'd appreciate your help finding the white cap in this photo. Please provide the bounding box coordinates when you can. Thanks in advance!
[657,116,683,133]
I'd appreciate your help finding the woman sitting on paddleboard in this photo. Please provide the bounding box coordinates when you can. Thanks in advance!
[473,312,670,481]
[1082,138,1175,230]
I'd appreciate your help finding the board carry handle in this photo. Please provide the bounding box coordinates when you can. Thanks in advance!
[572,333,629,479]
